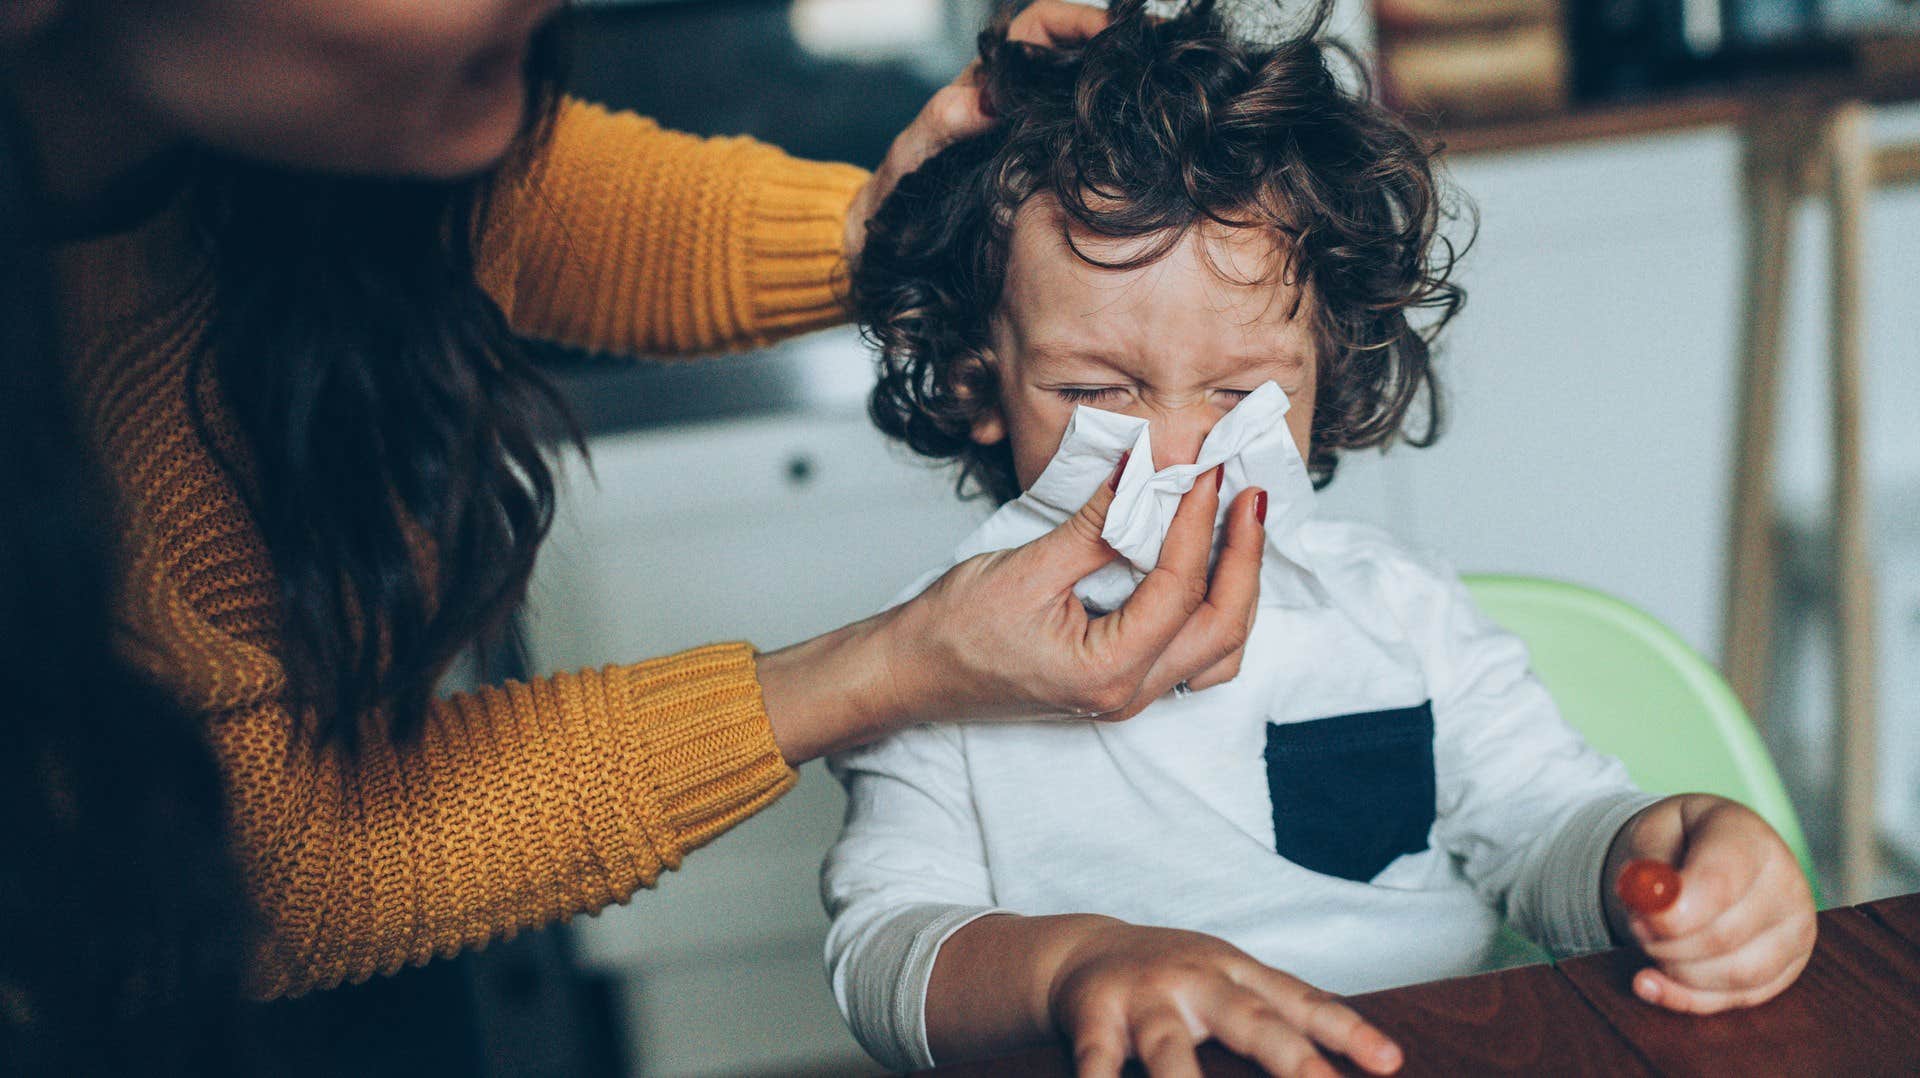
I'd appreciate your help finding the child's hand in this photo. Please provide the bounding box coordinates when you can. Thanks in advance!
[1047,922,1402,1078]
[1603,794,1817,1014]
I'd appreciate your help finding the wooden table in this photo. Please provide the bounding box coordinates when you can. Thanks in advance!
[915,893,1920,1077]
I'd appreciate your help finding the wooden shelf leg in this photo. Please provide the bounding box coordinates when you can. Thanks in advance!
[1722,120,1799,732]
[1826,101,1879,903]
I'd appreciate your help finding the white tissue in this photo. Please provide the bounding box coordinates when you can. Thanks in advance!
[952,381,1326,612]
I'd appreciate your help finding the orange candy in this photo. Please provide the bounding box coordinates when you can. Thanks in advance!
[1617,858,1681,915]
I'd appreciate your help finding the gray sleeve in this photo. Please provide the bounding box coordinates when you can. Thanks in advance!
[826,902,1010,1071]
[1411,563,1660,951]
[1504,790,1664,955]
[822,725,1004,1070]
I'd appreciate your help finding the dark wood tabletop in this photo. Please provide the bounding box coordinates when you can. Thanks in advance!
[914,893,1920,1078]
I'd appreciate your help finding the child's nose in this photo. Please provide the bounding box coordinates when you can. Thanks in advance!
[1148,408,1220,471]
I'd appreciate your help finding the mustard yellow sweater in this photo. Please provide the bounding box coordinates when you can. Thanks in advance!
[54,100,870,999]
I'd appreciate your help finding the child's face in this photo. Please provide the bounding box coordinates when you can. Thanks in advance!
[973,197,1319,491]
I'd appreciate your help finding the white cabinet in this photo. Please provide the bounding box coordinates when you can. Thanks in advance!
[527,406,983,1078]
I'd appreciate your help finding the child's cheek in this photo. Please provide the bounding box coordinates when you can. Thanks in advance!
[1283,398,1314,461]
[1002,392,1070,491]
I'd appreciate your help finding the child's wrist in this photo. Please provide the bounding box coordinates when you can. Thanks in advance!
[1036,915,1127,1034]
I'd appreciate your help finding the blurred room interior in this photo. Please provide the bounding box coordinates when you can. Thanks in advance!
[303,1,1920,1074]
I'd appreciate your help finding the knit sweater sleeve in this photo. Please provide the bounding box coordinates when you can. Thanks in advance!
[206,643,795,1000]
[479,97,871,356]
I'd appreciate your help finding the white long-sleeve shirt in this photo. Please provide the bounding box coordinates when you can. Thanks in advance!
[823,391,1657,1071]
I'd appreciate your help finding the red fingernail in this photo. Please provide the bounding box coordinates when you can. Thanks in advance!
[1213,465,1225,492]
[1108,451,1130,492]
[1254,490,1268,525]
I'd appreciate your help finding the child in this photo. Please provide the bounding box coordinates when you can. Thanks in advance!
[824,3,1817,1075]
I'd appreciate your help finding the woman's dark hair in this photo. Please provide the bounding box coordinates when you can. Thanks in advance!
[190,19,581,749]
[1,101,250,1072]
[858,0,1466,503]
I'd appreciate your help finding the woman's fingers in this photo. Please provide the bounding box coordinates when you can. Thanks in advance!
[1023,459,1126,586]
[1148,487,1264,693]
[876,461,1263,728]
[1095,467,1225,660]
[1073,474,1266,712]
[1008,0,1112,47]
[902,0,1115,158]
[907,0,1116,155]
[1154,464,1227,589]
[1195,485,1266,627]
[1083,470,1267,718]
[850,2,1109,262]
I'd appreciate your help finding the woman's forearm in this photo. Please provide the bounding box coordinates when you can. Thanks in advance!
[754,608,908,766]
[923,913,1121,1064]
[221,645,794,998]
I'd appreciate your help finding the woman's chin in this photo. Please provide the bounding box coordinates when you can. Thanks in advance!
[408,82,530,180]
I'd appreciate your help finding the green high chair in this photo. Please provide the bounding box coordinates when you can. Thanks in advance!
[1465,575,1819,900]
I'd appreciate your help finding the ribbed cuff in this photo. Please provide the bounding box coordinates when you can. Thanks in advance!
[837,903,1009,1072]
[615,642,797,867]
[734,145,869,342]
[1526,791,1665,957]
[902,906,1009,1070]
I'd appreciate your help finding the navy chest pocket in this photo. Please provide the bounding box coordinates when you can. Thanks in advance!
[1264,702,1437,883]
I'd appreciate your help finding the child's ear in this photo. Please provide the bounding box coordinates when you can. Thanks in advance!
[954,351,1008,447]
[969,406,1007,447]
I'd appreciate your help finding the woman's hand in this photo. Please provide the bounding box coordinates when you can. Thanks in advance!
[887,464,1263,723]
[843,0,1110,262]
[1046,921,1402,1078]
[1603,794,1817,1014]
[756,468,1264,763]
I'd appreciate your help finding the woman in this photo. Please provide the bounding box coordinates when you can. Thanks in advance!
[0,0,1264,1021]
[2,87,254,1073]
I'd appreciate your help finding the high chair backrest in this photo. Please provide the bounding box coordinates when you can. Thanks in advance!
[1464,575,1819,898]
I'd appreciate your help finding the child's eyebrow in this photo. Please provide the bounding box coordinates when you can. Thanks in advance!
[1222,349,1309,372]
[1022,341,1123,367]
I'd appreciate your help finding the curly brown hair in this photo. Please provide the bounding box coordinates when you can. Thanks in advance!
[856,0,1467,503]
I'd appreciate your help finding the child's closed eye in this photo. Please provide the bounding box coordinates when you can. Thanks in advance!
[1052,387,1259,405]
[1054,386,1128,404]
